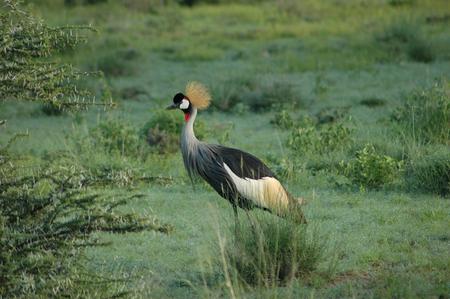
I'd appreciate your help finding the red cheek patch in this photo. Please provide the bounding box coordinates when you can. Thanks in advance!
[184,113,190,122]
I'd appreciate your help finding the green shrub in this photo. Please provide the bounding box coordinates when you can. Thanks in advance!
[388,0,416,6]
[226,214,324,286]
[246,81,298,112]
[89,48,139,77]
[211,77,253,112]
[41,102,64,116]
[377,20,435,63]
[141,110,207,153]
[67,119,156,187]
[212,78,299,112]
[407,39,435,63]
[0,1,106,110]
[0,151,170,298]
[265,154,297,181]
[287,119,353,155]
[359,98,386,108]
[119,86,148,101]
[270,109,295,129]
[406,147,450,196]
[90,118,147,157]
[378,20,417,45]
[393,81,449,145]
[340,144,404,190]
[315,107,349,124]
[65,0,108,5]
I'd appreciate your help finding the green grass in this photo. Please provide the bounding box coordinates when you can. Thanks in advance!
[2,0,450,297]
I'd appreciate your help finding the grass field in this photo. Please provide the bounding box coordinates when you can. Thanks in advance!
[2,0,450,297]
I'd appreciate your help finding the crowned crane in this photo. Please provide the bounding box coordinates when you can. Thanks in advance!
[166,82,306,225]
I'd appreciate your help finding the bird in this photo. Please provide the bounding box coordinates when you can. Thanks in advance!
[166,82,306,225]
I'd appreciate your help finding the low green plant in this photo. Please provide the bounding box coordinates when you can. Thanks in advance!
[393,80,449,145]
[359,98,386,108]
[287,119,353,155]
[315,107,349,124]
[378,20,417,44]
[65,116,179,186]
[246,81,298,112]
[119,85,148,101]
[65,0,108,5]
[265,154,297,181]
[141,110,208,153]
[90,118,147,157]
[59,118,162,188]
[313,72,328,97]
[89,48,139,77]
[211,77,253,112]
[270,109,295,129]
[405,146,450,196]
[377,20,435,63]
[388,0,416,6]
[212,78,299,112]
[340,144,404,190]
[41,102,64,116]
[225,214,325,287]
[407,39,435,63]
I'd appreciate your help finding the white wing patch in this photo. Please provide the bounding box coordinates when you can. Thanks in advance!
[223,163,289,212]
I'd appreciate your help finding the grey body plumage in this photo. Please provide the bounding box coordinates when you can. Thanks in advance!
[168,83,306,224]
[181,107,244,208]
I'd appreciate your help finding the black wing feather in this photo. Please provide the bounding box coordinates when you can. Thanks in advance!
[216,146,275,180]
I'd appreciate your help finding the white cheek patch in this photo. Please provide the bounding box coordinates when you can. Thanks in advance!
[179,99,190,109]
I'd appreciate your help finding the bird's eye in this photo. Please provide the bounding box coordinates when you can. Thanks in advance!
[179,99,190,109]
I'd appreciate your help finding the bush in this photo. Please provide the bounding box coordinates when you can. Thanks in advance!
[406,147,450,196]
[67,118,170,187]
[41,102,64,116]
[211,77,253,112]
[388,0,416,6]
[0,3,167,296]
[377,20,435,63]
[0,149,171,298]
[393,81,449,145]
[225,215,324,286]
[339,144,404,190]
[359,98,386,108]
[119,86,148,101]
[246,81,298,112]
[212,78,299,112]
[407,39,435,63]
[315,107,349,124]
[90,118,147,157]
[89,48,139,77]
[287,119,353,155]
[270,109,295,129]
[65,0,108,5]
[0,1,106,110]
[378,20,417,45]
[141,110,207,153]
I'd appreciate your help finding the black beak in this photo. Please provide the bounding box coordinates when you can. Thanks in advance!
[166,103,177,110]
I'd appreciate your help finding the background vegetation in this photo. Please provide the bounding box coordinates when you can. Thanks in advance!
[1,0,449,297]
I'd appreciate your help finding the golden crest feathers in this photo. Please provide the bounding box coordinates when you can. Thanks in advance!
[185,81,211,110]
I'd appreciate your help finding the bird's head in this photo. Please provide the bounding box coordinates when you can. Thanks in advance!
[166,92,192,122]
[166,82,211,122]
